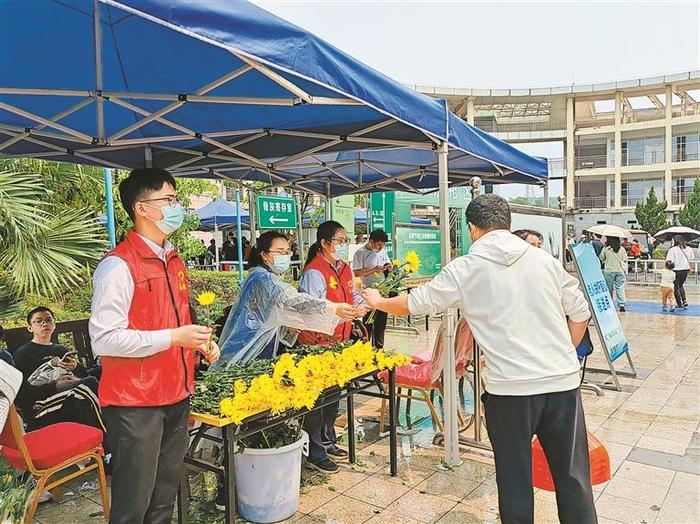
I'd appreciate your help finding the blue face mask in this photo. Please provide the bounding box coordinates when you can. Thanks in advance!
[152,204,185,235]
[270,254,291,274]
[334,244,349,261]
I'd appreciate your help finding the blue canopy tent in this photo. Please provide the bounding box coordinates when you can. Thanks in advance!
[0,0,549,467]
[195,197,250,231]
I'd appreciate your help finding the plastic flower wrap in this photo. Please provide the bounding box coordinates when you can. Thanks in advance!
[366,250,421,323]
[209,340,411,424]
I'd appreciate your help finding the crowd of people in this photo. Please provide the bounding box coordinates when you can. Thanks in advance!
[2,165,696,524]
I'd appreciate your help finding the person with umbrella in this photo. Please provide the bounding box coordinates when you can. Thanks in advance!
[666,235,695,309]
[599,235,629,312]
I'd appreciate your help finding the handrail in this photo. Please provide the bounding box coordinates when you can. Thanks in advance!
[625,258,699,286]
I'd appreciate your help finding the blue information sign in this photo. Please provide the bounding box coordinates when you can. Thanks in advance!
[571,243,629,362]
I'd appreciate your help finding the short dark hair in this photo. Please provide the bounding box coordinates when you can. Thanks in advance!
[368,229,388,243]
[119,168,177,221]
[665,260,675,269]
[27,306,55,325]
[466,194,511,231]
[513,229,543,242]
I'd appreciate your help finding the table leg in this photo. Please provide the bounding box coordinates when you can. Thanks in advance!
[388,368,398,476]
[347,392,356,464]
[222,426,237,524]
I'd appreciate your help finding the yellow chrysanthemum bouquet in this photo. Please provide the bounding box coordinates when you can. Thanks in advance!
[192,341,410,425]
[365,250,420,324]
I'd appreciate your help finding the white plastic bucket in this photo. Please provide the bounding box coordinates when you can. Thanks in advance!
[234,431,309,523]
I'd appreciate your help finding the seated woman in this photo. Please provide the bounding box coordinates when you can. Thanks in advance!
[215,231,359,367]
[12,307,105,433]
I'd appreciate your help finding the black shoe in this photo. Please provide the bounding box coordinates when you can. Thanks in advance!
[619,305,626,312]
[683,303,689,309]
[326,444,349,458]
[306,457,339,474]
[214,478,226,511]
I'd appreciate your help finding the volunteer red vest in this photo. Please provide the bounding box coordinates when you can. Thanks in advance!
[297,254,354,346]
[98,231,194,407]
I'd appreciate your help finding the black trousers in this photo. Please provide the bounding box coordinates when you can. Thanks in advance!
[673,269,689,307]
[483,388,597,524]
[364,310,388,349]
[103,398,190,524]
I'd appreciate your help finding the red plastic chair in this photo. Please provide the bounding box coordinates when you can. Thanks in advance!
[0,405,110,522]
[378,318,474,433]
[532,431,610,491]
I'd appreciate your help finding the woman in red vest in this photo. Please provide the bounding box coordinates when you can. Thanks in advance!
[298,221,369,474]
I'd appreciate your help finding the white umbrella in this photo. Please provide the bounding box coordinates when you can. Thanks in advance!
[654,226,700,242]
[587,224,632,238]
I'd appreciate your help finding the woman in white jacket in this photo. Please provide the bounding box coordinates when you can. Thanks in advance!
[666,235,695,309]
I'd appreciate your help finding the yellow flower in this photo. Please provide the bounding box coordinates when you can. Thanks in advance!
[328,276,338,289]
[392,259,401,267]
[196,291,216,306]
[405,251,420,273]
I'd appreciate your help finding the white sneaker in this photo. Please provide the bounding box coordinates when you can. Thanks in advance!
[38,491,53,503]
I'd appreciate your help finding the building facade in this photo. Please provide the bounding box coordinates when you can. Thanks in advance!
[412,71,699,235]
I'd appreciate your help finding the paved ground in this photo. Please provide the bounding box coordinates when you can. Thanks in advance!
[33,286,700,524]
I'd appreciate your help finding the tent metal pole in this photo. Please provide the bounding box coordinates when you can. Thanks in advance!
[214,223,220,271]
[438,141,460,467]
[93,0,104,141]
[0,98,93,152]
[145,145,153,168]
[0,101,92,142]
[103,168,116,249]
[296,193,305,269]
[248,188,257,245]
[325,182,332,220]
[107,65,253,142]
[235,188,245,281]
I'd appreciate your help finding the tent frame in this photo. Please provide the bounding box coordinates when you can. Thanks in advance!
[0,0,549,469]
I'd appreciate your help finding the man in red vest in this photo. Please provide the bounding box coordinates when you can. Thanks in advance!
[89,168,220,524]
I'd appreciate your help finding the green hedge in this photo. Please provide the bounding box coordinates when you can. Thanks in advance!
[651,247,669,260]
[188,269,242,308]
[2,269,242,329]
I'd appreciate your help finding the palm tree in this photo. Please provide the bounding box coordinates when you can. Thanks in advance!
[0,161,107,316]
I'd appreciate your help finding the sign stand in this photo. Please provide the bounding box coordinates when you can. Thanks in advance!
[571,243,637,391]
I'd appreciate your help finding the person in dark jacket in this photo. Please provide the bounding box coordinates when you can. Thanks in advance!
[12,307,104,432]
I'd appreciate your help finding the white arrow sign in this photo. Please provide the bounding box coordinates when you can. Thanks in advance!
[269,216,290,224]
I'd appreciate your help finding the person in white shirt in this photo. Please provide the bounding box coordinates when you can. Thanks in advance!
[363,194,595,524]
[352,229,393,348]
[665,235,695,309]
[89,168,220,524]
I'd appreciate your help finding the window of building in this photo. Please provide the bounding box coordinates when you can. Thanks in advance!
[621,178,664,206]
[620,136,664,166]
[673,133,699,162]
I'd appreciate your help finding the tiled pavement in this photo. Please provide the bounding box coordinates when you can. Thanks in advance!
[34,286,700,523]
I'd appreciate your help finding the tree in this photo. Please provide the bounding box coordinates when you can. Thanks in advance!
[634,186,670,235]
[678,179,700,230]
[0,161,107,316]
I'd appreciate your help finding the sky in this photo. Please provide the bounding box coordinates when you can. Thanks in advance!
[251,0,700,198]
[252,0,699,88]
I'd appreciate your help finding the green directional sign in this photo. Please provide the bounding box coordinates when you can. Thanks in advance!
[257,196,298,229]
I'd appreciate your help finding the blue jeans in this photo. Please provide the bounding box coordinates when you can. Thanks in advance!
[303,399,340,462]
[604,271,626,307]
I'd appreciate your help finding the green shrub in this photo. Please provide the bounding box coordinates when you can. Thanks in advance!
[188,270,242,308]
[2,270,243,329]
[651,247,668,260]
